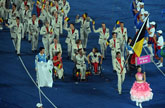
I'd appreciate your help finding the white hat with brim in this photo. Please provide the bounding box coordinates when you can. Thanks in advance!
[150,21,156,25]
[139,2,144,5]
[36,103,43,107]
[157,30,163,34]
[144,11,149,14]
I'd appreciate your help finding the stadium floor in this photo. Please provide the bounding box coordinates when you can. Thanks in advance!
[0,0,165,108]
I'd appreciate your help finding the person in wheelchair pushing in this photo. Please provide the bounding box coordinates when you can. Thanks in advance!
[53,52,64,80]
[87,48,103,74]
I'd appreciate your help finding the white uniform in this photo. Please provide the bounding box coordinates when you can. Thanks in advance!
[7,21,24,54]
[64,25,79,57]
[148,26,155,56]
[93,27,110,58]
[115,27,128,56]
[88,52,102,63]
[39,9,51,24]
[28,18,39,51]
[109,38,121,70]
[49,43,62,60]
[157,35,164,49]
[71,43,83,61]
[40,25,54,57]
[50,16,61,42]
[20,1,32,11]
[51,5,63,34]
[114,57,126,94]
[22,9,31,40]
[0,0,5,29]
[76,54,87,80]
[59,0,70,17]
[75,17,92,48]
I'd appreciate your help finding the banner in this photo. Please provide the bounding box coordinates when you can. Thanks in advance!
[37,60,53,88]
[136,55,151,66]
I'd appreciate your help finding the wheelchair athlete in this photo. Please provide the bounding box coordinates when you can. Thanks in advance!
[53,52,64,80]
[87,48,103,74]
[74,48,88,81]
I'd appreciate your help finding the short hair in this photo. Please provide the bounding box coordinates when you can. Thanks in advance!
[93,48,98,52]
[39,47,45,52]
[120,22,124,24]
[16,17,20,20]
[112,32,117,35]
[12,3,17,7]
[116,51,120,56]
[70,23,75,26]
[55,52,61,56]
[76,39,81,44]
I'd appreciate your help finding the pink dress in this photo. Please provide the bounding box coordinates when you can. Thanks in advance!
[130,72,153,102]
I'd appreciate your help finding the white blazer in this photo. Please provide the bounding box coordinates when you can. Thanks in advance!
[64,24,79,44]
[40,25,54,38]
[115,27,128,43]
[114,57,126,74]
[8,21,24,39]
[28,18,39,34]
[75,17,92,33]
[93,27,110,44]
[49,43,62,60]
[109,38,121,52]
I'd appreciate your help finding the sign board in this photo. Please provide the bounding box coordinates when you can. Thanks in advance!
[136,55,151,66]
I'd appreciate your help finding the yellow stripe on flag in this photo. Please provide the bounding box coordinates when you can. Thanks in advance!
[133,38,144,57]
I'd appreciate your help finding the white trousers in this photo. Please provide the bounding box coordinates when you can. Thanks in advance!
[31,33,39,51]
[54,66,64,79]
[100,42,107,58]
[77,64,86,80]
[80,29,89,48]
[117,72,125,93]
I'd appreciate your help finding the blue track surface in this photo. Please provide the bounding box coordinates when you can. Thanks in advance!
[0,0,165,108]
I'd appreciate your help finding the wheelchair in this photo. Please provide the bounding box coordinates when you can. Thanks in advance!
[72,64,92,81]
[53,65,64,81]
[88,62,102,76]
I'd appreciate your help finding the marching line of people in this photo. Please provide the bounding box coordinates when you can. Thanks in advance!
[0,1,164,105]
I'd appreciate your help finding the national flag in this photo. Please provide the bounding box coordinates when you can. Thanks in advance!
[130,15,149,64]
[64,17,70,22]
[92,20,95,25]
[0,18,3,23]
[116,20,120,25]
[130,18,148,57]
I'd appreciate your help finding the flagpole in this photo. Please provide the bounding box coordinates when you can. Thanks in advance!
[37,67,43,105]
[121,14,150,72]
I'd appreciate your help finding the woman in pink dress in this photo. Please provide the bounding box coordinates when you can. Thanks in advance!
[130,66,153,108]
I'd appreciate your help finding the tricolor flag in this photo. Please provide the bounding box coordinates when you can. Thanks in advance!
[130,15,149,64]
[116,20,120,25]
[64,17,70,22]
[0,18,3,23]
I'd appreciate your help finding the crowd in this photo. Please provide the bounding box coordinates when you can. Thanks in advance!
[0,0,164,108]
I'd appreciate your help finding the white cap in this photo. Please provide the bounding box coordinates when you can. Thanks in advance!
[144,11,149,14]
[157,30,163,34]
[150,21,156,25]
[36,103,43,107]
[139,2,144,5]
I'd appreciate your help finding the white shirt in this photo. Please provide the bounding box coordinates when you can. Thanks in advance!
[157,35,164,49]
[89,52,101,63]
[149,27,155,37]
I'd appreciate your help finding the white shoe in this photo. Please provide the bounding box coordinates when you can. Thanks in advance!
[139,103,143,108]
[136,102,139,106]
[156,61,161,65]
[158,63,163,68]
